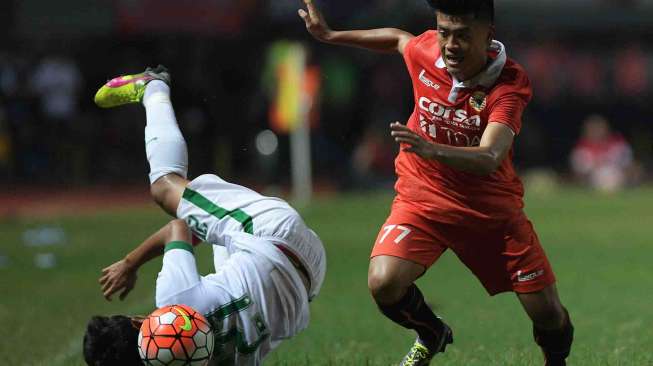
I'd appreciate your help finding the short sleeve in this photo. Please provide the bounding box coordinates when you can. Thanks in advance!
[487,65,532,135]
[488,94,528,135]
[402,35,420,76]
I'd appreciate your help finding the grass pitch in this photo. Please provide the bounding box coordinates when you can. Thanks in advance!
[1,187,652,365]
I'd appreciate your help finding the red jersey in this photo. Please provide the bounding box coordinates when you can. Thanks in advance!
[396,31,533,224]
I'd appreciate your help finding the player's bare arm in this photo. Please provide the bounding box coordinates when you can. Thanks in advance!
[390,121,514,175]
[99,219,191,301]
[298,0,414,54]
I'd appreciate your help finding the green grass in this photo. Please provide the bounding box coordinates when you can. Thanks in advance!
[1,187,652,365]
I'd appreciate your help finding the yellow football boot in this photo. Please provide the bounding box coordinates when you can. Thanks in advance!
[94,65,170,108]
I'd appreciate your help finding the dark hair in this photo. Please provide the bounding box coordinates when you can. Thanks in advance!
[426,0,494,23]
[83,315,143,366]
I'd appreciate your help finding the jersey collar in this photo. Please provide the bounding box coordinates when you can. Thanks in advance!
[436,40,507,102]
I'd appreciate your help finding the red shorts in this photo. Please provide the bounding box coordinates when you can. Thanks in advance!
[370,206,556,295]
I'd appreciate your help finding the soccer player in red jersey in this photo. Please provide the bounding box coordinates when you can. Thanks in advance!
[299,0,573,365]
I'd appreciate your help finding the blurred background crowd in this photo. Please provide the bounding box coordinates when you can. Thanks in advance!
[0,0,651,193]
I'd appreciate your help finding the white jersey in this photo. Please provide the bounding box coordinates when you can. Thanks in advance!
[155,174,327,365]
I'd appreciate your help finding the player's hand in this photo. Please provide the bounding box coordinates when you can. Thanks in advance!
[99,259,138,301]
[390,122,438,160]
[298,0,333,42]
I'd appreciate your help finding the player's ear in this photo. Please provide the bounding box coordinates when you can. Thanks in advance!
[488,24,495,44]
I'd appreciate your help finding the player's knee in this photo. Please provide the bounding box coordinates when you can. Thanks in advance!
[150,174,186,215]
[150,179,170,207]
[368,269,405,304]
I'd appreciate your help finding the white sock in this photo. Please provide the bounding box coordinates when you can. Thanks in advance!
[142,80,188,184]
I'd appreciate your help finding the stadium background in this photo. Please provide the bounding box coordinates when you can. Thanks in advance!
[1,1,652,365]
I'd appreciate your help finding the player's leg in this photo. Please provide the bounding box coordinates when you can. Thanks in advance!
[96,67,232,272]
[368,256,452,352]
[368,255,424,304]
[368,259,453,366]
[517,285,574,366]
[140,72,190,215]
[454,212,573,365]
[150,174,188,216]
[506,215,574,366]
[137,71,234,270]
[368,209,453,365]
[94,66,190,216]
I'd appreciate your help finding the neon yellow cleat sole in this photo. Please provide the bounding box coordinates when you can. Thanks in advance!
[399,340,433,366]
[399,325,453,366]
[94,65,170,108]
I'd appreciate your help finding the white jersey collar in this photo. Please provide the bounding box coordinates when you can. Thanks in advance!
[436,40,507,102]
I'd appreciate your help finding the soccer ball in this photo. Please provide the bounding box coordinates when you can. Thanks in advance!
[138,304,214,366]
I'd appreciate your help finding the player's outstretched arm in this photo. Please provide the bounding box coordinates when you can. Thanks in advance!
[390,122,515,175]
[298,0,414,54]
[99,219,191,301]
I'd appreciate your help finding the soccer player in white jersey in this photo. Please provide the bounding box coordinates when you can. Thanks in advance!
[82,65,327,366]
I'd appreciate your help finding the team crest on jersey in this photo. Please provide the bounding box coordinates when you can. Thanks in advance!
[469,91,487,112]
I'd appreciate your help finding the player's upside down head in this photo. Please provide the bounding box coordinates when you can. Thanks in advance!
[83,315,142,366]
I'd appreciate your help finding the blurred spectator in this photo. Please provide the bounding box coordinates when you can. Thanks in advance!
[613,44,649,99]
[570,114,640,192]
[29,53,84,183]
[520,41,567,102]
[30,54,83,122]
[1,49,45,183]
[569,53,606,100]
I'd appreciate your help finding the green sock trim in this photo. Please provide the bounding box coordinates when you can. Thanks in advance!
[164,241,194,254]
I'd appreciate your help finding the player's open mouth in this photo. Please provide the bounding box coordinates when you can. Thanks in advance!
[445,54,464,66]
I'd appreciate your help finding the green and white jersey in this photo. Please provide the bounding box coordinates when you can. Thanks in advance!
[176,174,326,300]
[156,174,326,365]
[156,240,305,365]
